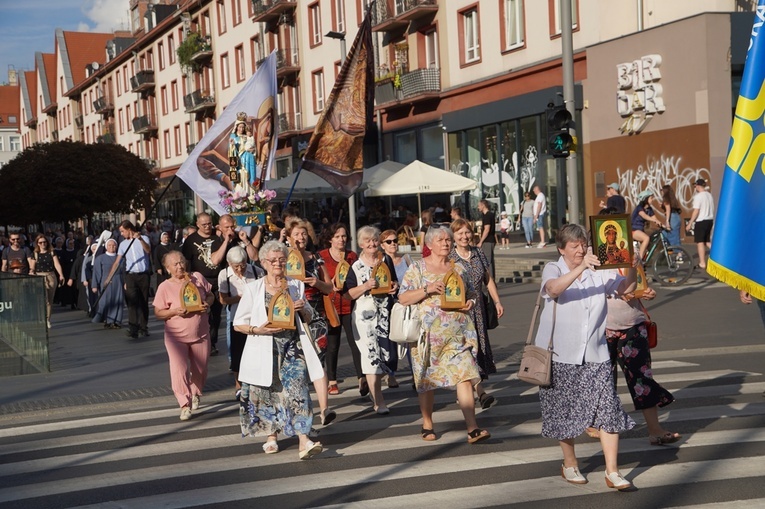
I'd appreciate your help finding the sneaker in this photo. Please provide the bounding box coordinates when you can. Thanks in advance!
[138,329,150,337]
[180,406,192,421]
[525,244,531,249]
[210,346,219,356]
[192,395,200,410]
[537,242,546,248]
[47,320,51,329]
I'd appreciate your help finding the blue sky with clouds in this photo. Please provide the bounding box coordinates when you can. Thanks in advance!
[0,0,127,83]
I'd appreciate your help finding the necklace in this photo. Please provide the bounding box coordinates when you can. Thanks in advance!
[266,278,283,289]
[455,247,471,260]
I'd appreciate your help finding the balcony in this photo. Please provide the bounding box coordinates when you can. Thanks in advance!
[394,0,438,22]
[130,69,156,93]
[257,49,299,82]
[188,35,213,65]
[375,78,403,105]
[96,124,116,144]
[278,112,302,135]
[74,114,83,129]
[372,0,437,32]
[42,102,58,116]
[132,114,158,136]
[186,143,197,154]
[51,130,59,141]
[400,67,440,100]
[251,0,297,23]
[184,90,216,114]
[93,95,113,115]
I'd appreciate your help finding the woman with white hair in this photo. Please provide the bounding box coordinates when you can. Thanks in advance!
[91,238,125,329]
[219,246,262,398]
[343,226,398,415]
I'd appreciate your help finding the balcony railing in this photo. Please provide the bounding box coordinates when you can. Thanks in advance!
[372,0,437,31]
[251,0,297,23]
[132,114,158,135]
[188,35,213,64]
[375,80,403,105]
[183,90,216,114]
[278,112,302,134]
[186,143,197,154]
[400,67,440,99]
[130,69,156,93]
[51,130,59,141]
[97,132,116,144]
[74,114,83,129]
[42,102,58,116]
[93,95,113,115]
[141,157,158,170]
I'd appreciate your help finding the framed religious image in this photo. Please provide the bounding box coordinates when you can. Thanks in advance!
[286,248,306,280]
[370,258,392,295]
[266,284,296,330]
[590,214,634,270]
[633,263,648,298]
[440,262,466,310]
[180,277,205,313]
[334,259,350,289]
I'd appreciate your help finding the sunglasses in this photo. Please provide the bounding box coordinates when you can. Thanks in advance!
[10,238,20,242]
[382,239,396,245]
[38,241,48,245]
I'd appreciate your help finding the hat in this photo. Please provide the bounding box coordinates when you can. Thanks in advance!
[695,178,706,187]
[637,190,653,202]
[607,182,620,191]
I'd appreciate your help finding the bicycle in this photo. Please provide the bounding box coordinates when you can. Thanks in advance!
[641,227,694,286]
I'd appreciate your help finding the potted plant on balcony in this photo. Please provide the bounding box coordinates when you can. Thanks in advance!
[375,63,402,104]
[176,32,211,74]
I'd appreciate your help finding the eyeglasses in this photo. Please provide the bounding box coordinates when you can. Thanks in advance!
[382,239,396,245]
[198,222,213,227]
[265,258,287,265]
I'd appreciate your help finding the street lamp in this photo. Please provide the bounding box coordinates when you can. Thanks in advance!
[325,30,357,249]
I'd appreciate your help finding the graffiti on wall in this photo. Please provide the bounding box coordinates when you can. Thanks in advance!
[616,154,710,211]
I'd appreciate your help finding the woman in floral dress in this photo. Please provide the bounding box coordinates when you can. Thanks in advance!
[233,241,324,460]
[448,218,504,409]
[398,226,490,444]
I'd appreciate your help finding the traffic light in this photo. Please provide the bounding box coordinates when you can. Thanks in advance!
[546,106,573,158]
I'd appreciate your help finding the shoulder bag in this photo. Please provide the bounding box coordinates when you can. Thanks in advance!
[477,249,499,330]
[517,293,556,387]
[638,299,658,349]
[389,261,422,343]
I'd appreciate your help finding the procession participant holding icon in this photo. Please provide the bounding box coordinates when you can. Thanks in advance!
[153,251,214,421]
[233,240,324,460]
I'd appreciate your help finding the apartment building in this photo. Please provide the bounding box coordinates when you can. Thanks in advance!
[0,76,21,168]
[15,0,757,226]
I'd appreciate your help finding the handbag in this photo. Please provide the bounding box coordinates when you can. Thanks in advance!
[389,302,421,343]
[477,249,499,330]
[638,300,658,349]
[517,293,556,387]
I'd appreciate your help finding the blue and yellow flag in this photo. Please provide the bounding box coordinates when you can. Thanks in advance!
[709,1,765,300]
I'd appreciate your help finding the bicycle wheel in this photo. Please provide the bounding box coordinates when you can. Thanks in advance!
[652,245,694,286]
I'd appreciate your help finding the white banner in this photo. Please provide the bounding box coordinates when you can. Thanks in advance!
[176,51,278,216]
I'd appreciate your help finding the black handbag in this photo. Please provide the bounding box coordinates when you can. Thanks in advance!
[483,292,499,330]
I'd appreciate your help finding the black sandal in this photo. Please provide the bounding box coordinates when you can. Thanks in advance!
[359,378,370,397]
[467,428,491,444]
[479,393,496,409]
[421,428,437,441]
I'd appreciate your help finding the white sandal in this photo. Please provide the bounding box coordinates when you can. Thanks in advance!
[299,440,322,460]
[262,440,279,454]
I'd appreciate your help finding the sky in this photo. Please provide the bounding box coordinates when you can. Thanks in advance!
[0,0,128,84]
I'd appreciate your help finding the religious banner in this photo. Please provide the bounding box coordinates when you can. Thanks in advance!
[176,52,278,216]
[708,1,765,300]
[301,12,374,197]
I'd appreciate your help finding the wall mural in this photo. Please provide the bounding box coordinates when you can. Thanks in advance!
[616,154,710,211]
[475,145,539,217]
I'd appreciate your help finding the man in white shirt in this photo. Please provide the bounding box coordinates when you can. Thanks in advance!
[685,178,715,269]
[533,184,547,248]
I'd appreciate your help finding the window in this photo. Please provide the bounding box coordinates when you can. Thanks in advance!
[332,0,345,33]
[119,109,125,134]
[309,3,321,47]
[462,8,480,63]
[164,129,171,158]
[171,80,179,111]
[221,53,230,88]
[123,65,129,92]
[161,85,168,115]
[126,105,132,131]
[552,0,578,35]
[168,35,176,64]
[312,70,325,112]
[158,42,165,70]
[174,125,182,156]
[217,0,227,34]
[0,138,4,151]
[425,29,439,69]
[116,70,122,96]
[250,36,261,73]
[502,0,525,50]
[231,0,242,26]
[235,45,246,82]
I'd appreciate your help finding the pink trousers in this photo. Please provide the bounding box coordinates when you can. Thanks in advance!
[164,336,210,408]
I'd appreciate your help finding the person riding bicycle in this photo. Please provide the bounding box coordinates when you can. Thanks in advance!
[631,190,664,261]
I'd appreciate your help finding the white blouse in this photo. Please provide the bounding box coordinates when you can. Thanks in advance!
[533,257,623,365]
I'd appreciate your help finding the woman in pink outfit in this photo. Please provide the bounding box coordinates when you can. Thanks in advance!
[154,250,214,421]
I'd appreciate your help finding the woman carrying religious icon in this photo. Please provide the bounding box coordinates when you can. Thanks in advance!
[398,226,490,444]
[343,226,399,415]
[233,240,324,460]
[153,250,214,421]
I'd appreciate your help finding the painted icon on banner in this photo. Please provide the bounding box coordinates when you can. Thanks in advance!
[267,282,296,330]
[180,277,205,313]
[334,259,350,289]
[440,261,466,310]
[590,214,634,270]
[370,257,392,295]
[286,248,306,280]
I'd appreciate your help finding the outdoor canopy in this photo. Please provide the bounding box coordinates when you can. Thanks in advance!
[364,160,477,220]
[266,160,405,199]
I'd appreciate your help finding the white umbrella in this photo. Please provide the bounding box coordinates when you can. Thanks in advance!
[364,160,477,220]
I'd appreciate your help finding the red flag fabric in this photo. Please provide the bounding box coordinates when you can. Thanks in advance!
[301,12,374,197]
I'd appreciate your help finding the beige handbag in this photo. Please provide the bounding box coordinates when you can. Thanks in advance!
[517,293,556,387]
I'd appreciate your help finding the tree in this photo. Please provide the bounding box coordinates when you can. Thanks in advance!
[0,141,157,225]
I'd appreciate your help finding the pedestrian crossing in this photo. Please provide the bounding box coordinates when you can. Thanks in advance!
[1,346,765,508]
